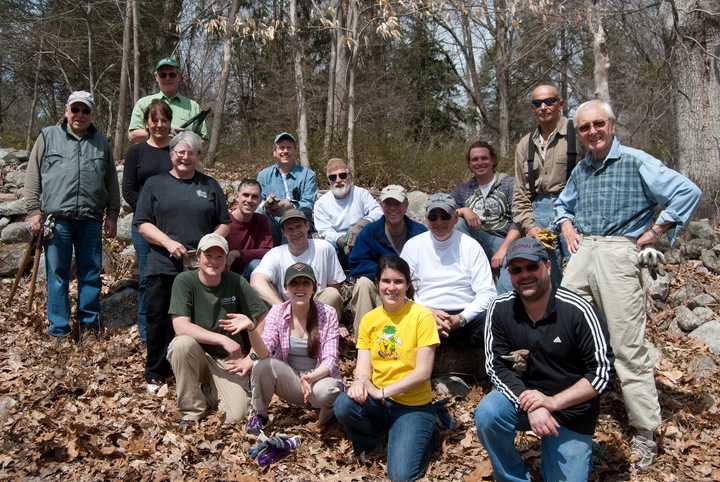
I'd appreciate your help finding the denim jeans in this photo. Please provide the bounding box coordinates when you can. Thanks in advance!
[532,195,567,288]
[474,390,592,482]
[131,222,149,343]
[44,218,102,337]
[242,258,262,280]
[455,219,512,294]
[334,393,437,482]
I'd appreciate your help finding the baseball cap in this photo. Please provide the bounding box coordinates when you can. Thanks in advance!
[280,208,307,225]
[66,91,94,109]
[380,185,407,203]
[155,57,180,71]
[426,192,456,214]
[197,233,228,254]
[273,132,297,145]
[284,262,317,286]
[505,237,549,264]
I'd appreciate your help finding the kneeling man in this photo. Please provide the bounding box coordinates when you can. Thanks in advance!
[168,233,268,425]
[475,237,614,481]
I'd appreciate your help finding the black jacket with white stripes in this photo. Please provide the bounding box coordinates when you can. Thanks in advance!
[484,287,614,435]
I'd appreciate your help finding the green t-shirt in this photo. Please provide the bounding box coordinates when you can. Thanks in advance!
[128,92,208,139]
[169,270,267,358]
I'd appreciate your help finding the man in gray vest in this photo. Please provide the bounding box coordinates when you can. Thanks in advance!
[24,91,120,337]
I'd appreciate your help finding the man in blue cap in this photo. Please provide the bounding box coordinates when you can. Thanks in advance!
[128,57,208,143]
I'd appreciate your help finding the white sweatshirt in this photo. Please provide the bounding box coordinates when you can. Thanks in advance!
[314,185,382,245]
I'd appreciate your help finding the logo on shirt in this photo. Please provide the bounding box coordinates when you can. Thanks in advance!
[553,336,562,344]
[221,296,237,305]
[196,190,208,199]
[375,325,402,360]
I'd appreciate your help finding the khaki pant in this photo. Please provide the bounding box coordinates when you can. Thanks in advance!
[350,276,381,334]
[250,357,344,423]
[167,335,250,423]
[561,235,661,432]
[315,286,343,321]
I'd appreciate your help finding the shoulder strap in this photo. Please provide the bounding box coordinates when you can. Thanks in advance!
[527,141,536,200]
[566,119,577,181]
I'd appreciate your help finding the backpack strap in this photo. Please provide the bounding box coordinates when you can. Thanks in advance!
[566,119,577,181]
[527,140,536,200]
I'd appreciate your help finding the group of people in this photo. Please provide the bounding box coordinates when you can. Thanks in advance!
[24,54,702,481]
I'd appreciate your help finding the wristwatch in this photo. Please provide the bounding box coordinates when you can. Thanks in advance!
[249,352,258,361]
[456,314,468,328]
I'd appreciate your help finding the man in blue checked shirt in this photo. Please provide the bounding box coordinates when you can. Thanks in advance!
[555,99,701,471]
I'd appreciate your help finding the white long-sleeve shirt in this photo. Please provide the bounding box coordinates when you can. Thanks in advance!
[401,230,496,321]
[313,185,382,245]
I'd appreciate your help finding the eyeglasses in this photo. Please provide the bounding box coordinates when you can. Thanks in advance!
[531,97,559,109]
[328,172,349,182]
[577,119,608,134]
[427,211,451,222]
[70,106,92,115]
[158,72,178,79]
[508,263,541,275]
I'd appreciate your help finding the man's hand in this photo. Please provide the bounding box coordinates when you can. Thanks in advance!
[458,208,481,229]
[560,220,580,254]
[219,337,242,359]
[225,356,253,376]
[219,313,255,335]
[164,239,187,259]
[636,225,667,249]
[528,407,560,437]
[527,226,542,239]
[347,379,368,405]
[26,213,42,235]
[104,216,117,239]
[519,389,558,413]
[431,309,452,337]
[491,245,508,269]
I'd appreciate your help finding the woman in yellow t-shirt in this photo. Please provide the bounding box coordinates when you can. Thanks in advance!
[334,255,441,482]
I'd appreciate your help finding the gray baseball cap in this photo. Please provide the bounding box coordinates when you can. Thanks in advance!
[66,91,94,109]
[273,132,297,145]
[426,192,457,215]
[506,237,549,263]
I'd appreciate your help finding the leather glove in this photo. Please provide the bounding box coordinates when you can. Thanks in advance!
[336,234,348,250]
[638,247,665,279]
[345,219,371,254]
[500,349,530,375]
[535,229,557,250]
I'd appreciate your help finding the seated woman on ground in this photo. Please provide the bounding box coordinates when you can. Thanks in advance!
[334,255,441,482]
[235,262,344,433]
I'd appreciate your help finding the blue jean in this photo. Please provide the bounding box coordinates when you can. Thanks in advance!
[131,223,149,343]
[474,390,592,482]
[456,219,512,294]
[44,218,102,337]
[242,258,261,280]
[532,195,567,288]
[334,393,437,482]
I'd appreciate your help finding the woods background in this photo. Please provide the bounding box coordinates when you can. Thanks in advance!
[0,0,718,215]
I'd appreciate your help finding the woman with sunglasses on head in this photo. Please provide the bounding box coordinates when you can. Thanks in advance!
[122,99,173,343]
[239,262,344,434]
[334,255,440,482]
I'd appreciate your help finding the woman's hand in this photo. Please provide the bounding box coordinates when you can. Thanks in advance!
[365,382,384,400]
[348,379,368,405]
[458,207,481,229]
[219,313,255,335]
[300,375,313,404]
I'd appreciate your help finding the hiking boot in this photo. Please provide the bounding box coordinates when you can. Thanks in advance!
[257,436,301,467]
[245,414,269,435]
[630,433,657,471]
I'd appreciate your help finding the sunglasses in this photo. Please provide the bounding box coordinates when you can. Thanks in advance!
[577,119,608,134]
[427,211,452,222]
[70,106,92,115]
[328,172,349,182]
[158,72,178,79]
[508,263,541,275]
[531,97,559,109]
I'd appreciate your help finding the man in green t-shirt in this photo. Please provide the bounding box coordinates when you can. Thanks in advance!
[127,57,208,143]
[167,233,267,426]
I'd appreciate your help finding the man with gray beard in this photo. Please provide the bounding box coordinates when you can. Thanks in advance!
[313,158,382,266]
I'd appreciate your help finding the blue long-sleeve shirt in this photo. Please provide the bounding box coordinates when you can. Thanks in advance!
[554,137,701,245]
[256,162,318,212]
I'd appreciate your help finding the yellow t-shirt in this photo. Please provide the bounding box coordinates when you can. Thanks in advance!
[357,301,440,406]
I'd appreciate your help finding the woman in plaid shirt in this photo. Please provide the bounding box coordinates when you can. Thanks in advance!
[244,262,344,433]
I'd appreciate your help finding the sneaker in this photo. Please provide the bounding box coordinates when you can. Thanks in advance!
[257,436,301,467]
[630,433,657,471]
[245,414,269,435]
[177,418,198,431]
[146,378,163,394]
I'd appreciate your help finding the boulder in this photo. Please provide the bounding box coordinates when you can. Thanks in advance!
[687,219,716,241]
[664,248,684,265]
[433,375,470,398]
[683,238,714,260]
[647,272,670,301]
[0,218,9,230]
[689,320,720,355]
[101,287,138,330]
[687,355,719,381]
[0,222,31,243]
[117,213,133,242]
[406,191,429,224]
[701,249,720,274]
[688,293,717,310]
[674,306,706,332]
[13,150,29,163]
[120,245,136,260]
[0,199,27,217]
[667,286,691,307]
[4,169,25,188]
[693,307,715,323]
[0,149,17,163]
[696,265,711,275]
[0,243,28,277]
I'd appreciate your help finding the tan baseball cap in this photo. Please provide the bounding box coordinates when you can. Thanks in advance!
[197,233,228,254]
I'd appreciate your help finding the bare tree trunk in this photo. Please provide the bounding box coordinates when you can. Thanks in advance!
[205,0,240,167]
[323,8,338,158]
[588,1,610,102]
[459,11,494,134]
[86,2,95,96]
[346,0,359,171]
[661,0,720,219]
[132,0,140,103]
[290,0,309,166]
[495,0,511,158]
[26,38,44,150]
[333,0,349,138]
[113,0,132,161]
[560,23,569,112]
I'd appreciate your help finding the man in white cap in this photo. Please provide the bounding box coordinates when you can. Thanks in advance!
[348,184,427,333]
[24,90,120,338]
[167,233,268,427]
[128,57,208,143]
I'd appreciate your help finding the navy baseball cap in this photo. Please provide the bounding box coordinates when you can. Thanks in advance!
[506,237,549,264]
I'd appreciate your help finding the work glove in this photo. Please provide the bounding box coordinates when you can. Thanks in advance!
[500,349,530,375]
[638,247,665,279]
[344,219,371,254]
[535,228,557,251]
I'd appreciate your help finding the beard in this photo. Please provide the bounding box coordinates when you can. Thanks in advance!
[331,183,352,198]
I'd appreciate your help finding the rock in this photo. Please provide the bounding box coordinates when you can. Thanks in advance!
[0,199,27,217]
[654,235,671,253]
[647,342,662,368]
[664,248,684,264]
[693,307,715,322]
[687,355,719,381]
[701,249,720,274]
[0,218,9,229]
[696,265,710,275]
[433,375,470,398]
[647,272,669,301]
[101,287,138,329]
[13,150,29,162]
[4,169,25,188]
[117,213,133,242]
[0,396,18,419]
[674,306,706,332]
[120,245,136,260]
[688,294,717,310]
[689,320,720,355]
[714,244,720,256]
[667,286,690,307]
[687,219,716,242]
[406,191,429,224]
[683,238,714,260]
[0,243,27,277]
[0,148,17,162]
[0,222,31,243]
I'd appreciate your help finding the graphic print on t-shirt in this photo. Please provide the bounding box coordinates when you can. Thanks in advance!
[375,325,402,359]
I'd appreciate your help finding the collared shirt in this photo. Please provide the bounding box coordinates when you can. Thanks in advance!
[260,300,340,378]
[512,116,576,232]
[256,162,318,212]
[128,92,208,139]
[554,137,701,245]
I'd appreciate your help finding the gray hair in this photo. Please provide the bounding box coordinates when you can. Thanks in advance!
[169,131,203,154]
[575,100,616,123]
